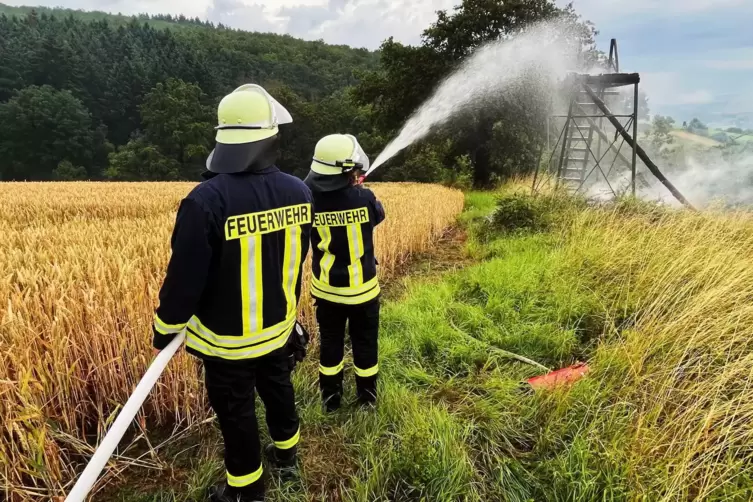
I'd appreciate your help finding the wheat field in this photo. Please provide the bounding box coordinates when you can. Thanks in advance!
[0,182,464,500]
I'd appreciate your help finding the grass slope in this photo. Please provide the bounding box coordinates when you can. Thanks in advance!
[670,130,723,148]
[106,188,753,501]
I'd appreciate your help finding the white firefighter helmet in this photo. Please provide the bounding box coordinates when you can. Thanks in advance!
[305,134,369,192]
[206,84,293,174]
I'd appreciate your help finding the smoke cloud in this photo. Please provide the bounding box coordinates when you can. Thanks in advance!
[640,148,753,208]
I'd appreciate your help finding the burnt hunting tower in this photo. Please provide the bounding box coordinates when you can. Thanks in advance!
[534,39,694,209]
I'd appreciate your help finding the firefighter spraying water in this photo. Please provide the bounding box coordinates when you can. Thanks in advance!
[65,20,587,501]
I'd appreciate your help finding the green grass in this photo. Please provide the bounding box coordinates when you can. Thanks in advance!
[108,189,753,501]
[107,190,619,501]
[460,190,499,223]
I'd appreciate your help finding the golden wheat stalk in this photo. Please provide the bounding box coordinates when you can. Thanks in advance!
[0,181,464,499]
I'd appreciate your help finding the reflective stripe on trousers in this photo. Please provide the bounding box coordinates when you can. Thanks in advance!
[319,360,377,377]
[227,465,263,488]
[354,363,379,377]
[319,360,345,376]
[274,426,300,450]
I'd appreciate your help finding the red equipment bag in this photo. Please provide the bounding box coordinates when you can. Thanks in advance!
[526,363,589,390]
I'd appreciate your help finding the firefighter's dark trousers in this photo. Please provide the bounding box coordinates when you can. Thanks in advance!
[316,297,380,405]
[203,347,300,498]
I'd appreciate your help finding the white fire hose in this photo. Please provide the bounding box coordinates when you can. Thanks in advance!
[64,333,186,502]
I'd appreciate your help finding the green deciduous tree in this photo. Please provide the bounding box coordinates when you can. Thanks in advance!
[0,85,99,180]
[649,115,676,151]
[140,78,214,179]
[353,41,447,133]
[104,137,180,181]
[53,160,88,180]
[271,84,320,179]
[0,10,379,181]
[355,0,596,187]
[423,0,594,61]
[687,118,708,136]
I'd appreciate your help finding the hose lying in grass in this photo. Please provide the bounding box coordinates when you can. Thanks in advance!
[448,318,551,373]
[64,333,186,502]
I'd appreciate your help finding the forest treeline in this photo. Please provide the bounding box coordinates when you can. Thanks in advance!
[0,0,596,186]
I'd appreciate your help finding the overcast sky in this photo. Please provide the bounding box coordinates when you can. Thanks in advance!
[5,0,752,125]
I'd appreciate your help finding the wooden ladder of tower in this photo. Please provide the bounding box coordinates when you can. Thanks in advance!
[557,87,620,188]
[557,39,621,190]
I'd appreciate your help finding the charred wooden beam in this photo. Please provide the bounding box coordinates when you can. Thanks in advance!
[570,73,640,88]
[583,84,697,210]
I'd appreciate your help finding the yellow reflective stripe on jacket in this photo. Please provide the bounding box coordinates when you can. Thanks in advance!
[312,275,378,296]
[317,226,335,284]
[240,234,264,335]
[347,223,364,287]
[188,314,295,348]
[153,314,186,335]
[319,360,345,375]
[186,322,292,360]
[355,363,379,378]
[311,282,380,305]
[227,465,263,487]
[282,226,303,316]
[274,427,300,450]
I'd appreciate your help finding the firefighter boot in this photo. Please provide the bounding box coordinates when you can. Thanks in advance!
[264,444,298,481]
[356,374,377,408]
[320,374,343,412]
[208,482,264,502]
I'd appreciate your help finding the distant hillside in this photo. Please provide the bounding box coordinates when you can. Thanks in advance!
[0,2,215,30]
[0,4,380,181]
[670,130,723,149]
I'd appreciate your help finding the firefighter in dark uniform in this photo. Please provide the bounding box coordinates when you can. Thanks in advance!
[303,134,385,412]
[151,84,313,502]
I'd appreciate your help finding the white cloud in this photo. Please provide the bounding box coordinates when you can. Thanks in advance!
[562,0,748,24]
[3,0,210,18]
[302,0,454,48]
[206,0,281,33]
[641,72,715,106]
[3,0,452,49]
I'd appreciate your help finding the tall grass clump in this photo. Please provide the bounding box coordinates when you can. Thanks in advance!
[448,189,753,500]
[0,181,463,500]
[558,205,753,500]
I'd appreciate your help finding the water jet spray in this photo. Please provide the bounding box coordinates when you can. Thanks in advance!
[362,20,584,180]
